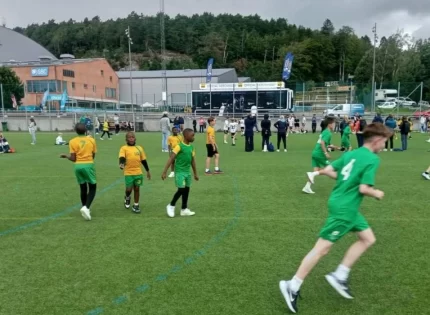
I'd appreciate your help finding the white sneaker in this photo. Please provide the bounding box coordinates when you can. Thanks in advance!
[100,138,104,140]
[166,204,175,218]
[306,172,316,184]
[168,172,175,178]
[383,149,387,152]
[390,149,393,152]
[426,139,430,143]
[277,149,280,152]
[80,206,91,221]
[325,273,354,299]
[422,172,430,180]
[302,186,315,194]
[284,149,287,152]
[181,209,195,216]
[279,280,299,314]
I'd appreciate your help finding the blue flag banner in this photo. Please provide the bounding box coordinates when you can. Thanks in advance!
[206,58,214,83]
[60,90,68,109]
[282,52,294,81]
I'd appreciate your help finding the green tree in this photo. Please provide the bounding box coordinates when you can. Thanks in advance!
[0,67,24,110]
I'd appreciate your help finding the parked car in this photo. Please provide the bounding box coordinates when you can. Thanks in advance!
[413,109,430,118]
[396,97,417,107]
[377,101,397,109]
[418,101,430,107]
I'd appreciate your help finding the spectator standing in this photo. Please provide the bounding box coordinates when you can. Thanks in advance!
[160,112,171,152]
[244,114,255,152]
[311,114,317,133]
[384,114,396,151]
[114,114,120,135]
[274,115,288,152]
[29,118,37,145]
[260,114,271,152]
[399,116,411,151]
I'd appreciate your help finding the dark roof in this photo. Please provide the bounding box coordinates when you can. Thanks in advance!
[0,26,57,63]
[116,68,235,79]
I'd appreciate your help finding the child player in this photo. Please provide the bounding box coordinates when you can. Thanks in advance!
[167,127,183,178]
[302,117,336,194]
[205,117,223,175]
[341,117,352,152]
[162,128,199,218]
[60,123,97,221]
[119,132,151,214]
[229,118,238,146]
[223,117,230,144]
[280,123,392,314]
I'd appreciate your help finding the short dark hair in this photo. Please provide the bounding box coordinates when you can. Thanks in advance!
[363,123,393,141]
[325,117,335,124]
[183,128,194,137]
[75,123,87,135]
[207,117,215,124]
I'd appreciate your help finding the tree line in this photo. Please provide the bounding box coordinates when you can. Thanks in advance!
[8,13,430,91]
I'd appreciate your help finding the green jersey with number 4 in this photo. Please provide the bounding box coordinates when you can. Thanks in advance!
[312,128,332,158]
[328,147,380,220]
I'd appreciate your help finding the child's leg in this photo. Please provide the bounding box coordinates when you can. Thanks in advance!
[181,187,190,209]
[133,186,140,204]
[214,153,220,169]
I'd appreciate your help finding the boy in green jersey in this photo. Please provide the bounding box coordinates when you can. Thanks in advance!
[303,117,336,194]
[280,123,392,314]
[162,128,199,218]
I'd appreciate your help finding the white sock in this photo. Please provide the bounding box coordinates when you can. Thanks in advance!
[205,169,210,172]
[290,275,303,293]
[304,181,311,190]
[333,264,350,281]
[215,167,220,171]
[313,171,320,176]
[134,203,139,206]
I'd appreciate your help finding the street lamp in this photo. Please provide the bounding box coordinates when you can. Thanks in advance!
[125,26,136,131]
[371,23,378,112]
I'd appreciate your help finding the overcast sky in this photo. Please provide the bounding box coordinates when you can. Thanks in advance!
[1,0,429,39]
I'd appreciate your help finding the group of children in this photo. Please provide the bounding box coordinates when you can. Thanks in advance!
[0,133,13,153]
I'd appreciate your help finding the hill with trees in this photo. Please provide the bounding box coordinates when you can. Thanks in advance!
[11,12,430,92]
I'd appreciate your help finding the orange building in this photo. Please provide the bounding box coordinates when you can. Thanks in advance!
[9,56,119,109]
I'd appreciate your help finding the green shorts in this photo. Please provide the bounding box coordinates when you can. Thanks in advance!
[319,213,370,243]
[74,163,97,185]
[125,174,143,188]
[175,172,191,188]
[341,140,351,148]
[311,155,330,168]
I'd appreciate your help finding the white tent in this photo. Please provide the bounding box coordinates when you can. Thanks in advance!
[140,102,155,108]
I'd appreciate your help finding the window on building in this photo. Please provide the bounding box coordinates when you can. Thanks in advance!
[110,76,113,83]
[101,70,104,76]
[84,84,88,89]
[63,69,75,78]
[26,80,61,93]
[105,88,117,99]
[72,82,75,90]
[93,85,96,92]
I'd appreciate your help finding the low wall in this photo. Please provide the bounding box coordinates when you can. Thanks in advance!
[0,115,422,132]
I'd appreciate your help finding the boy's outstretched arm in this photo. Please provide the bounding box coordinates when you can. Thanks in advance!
[162,154,176,180]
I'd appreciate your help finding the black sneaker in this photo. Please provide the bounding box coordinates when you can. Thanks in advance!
[279,280,300,313]
[124,196,131,209]
[325,273,354,299]
[132,204,141,214]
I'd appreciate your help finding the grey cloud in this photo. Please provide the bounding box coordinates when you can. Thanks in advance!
[0,0,429,39]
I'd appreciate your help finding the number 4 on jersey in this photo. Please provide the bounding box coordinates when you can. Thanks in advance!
[340,159,356,180]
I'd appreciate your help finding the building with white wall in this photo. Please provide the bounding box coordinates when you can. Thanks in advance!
[116,68,238,107]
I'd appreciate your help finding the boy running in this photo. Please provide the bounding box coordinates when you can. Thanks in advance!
[280,123,392,313]
[205,117,223,175]
[167,127,183,178]
[229,119,238,146]
[60,123,97,221]
[162,128,199,218]
[119,132,151,214]
[302,117,335,194]
[341,118,352,152]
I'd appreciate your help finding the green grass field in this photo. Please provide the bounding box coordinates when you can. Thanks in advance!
[0,130,429,315]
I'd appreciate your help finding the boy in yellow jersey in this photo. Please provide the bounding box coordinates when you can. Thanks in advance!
[167,127,183,178]
[162,128,199,217]
[205,117,223,175]
[100,119,111,140]
[60,123,97,221]
[119,132,151,214]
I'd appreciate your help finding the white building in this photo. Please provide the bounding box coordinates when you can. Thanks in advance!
[117,68,238,107]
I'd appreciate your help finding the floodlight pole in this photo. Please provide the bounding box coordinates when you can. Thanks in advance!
[126,26,136,131]
[0,83,4,122]
[371,23,377,113]
[160,0,167,108]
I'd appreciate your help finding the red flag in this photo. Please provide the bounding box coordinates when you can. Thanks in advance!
[11,94,17,108]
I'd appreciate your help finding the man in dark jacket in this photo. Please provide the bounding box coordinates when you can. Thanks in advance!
[244,114,256,152]
[260,114,271,152]
[372,113,384,124]
[399,116,410,151]
[274,116,288,152]
[311,114,317,133]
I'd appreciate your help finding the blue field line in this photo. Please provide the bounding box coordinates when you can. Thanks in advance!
[0,178,123,238]
[86,176,242,315]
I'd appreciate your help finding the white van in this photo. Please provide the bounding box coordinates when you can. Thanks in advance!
[323,104,365,116]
